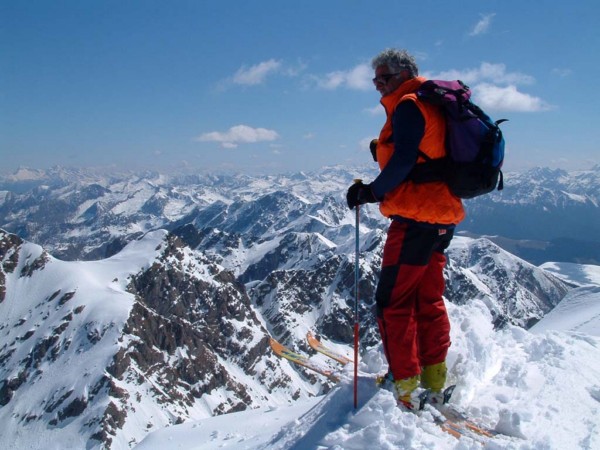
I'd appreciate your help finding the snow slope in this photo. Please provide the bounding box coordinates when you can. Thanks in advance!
[136,292,600,450]
[0,230,169,450]
[532,262,600,336]
[530,285,600,336]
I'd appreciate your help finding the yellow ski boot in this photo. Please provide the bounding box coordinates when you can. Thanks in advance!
[421,361,447,405]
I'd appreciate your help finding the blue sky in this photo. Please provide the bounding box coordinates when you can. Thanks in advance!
[2,1,599,175]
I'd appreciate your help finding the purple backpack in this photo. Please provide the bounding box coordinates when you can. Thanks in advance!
[409,80,507,199]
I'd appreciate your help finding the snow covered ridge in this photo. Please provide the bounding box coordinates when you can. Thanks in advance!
[1,165,599,264]
[1,163,599,448]
[0,230,304,449]
[136,301,600,450]
[0,224,586,449]
[533,262,600,336]
[0,230,167,448]
[445,236,570,328]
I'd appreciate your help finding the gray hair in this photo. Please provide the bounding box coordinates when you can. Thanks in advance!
[371,49,419,77]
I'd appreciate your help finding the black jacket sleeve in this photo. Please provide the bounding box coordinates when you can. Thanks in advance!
[370,100,425,200]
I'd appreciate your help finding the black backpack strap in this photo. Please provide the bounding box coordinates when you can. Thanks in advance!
[417,149,432,161]
[407,153,447,184]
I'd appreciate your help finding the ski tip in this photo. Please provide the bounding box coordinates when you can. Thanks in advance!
[306,331,322,349]
[269,337,284,353]
[306,331,352,365]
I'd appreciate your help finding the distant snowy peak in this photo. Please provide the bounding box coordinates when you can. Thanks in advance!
[2,167,48,182]
[446,236,570,328]
[496,166,600,205]
[2,164,600,262]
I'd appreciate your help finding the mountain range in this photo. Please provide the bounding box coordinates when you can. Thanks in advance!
[0,165,598,449]
[1,165,599,264]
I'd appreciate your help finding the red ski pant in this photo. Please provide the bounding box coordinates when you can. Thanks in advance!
[376,220,452,381]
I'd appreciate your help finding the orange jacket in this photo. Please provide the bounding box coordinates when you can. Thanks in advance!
[376,77,465,225]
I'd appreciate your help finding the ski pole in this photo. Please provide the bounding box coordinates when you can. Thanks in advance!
[353,178,361,410]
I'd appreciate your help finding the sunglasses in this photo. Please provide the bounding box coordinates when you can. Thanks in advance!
[372,73,401,85]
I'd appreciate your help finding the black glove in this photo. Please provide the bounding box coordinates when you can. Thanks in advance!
[346,181,377,210]
[369,139,378,162]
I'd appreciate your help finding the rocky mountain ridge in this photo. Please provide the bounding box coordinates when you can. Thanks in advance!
[1,165,600,264]
[0,230,313,449]
[0,164,591,448]
[1,222,572,448]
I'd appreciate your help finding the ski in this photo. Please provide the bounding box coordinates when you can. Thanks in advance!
[375,379,499,441]
[432,404,498,438]
[427,386,499,439]
[269,337,340,382]
[425,403,498,442]
[306,332,352,365]
[429,412,490,443]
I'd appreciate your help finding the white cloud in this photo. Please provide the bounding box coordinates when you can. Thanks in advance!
[196,125,280,148]
[233,59,282,85]
[552,68,573,77]
[423,62,553,112]
[425,62,534,86]
[473,83,553,112]
[282,59,308,77]
[316,63,372,91]
[365,104,384,115]
[469,13,496,36]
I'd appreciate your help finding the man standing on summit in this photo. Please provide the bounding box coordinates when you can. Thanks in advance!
[346,49,465,410]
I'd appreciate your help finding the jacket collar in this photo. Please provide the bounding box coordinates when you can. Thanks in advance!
[380,76,426,114]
